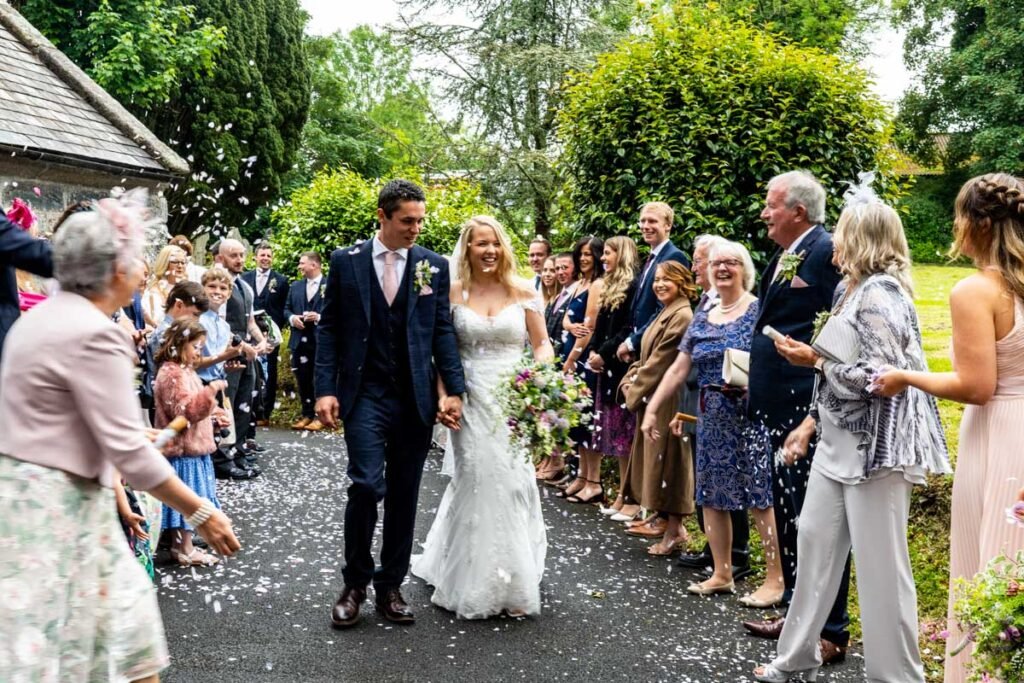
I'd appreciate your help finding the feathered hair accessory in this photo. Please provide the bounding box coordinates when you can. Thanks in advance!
[94,188,167,265]
[841,171,881,215]
[7,197,36,231]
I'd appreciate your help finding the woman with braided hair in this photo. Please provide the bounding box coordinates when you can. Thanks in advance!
[874,173,1024,683]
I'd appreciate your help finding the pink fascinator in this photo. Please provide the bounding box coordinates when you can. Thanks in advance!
[7,197,36,231]
[94,188,164,265]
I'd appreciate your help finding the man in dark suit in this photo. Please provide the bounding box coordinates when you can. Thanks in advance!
[0,211,52,367]
[285,251,325,431]
[315,179,466,629]
[545,252,575,357]
[742,170,850,665]
[616,202,691,364]
[243,242,289,426]
[528,237,551,290]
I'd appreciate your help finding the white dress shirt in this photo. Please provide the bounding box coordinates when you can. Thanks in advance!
[772,225,817,280]
[371,235,409,291]
[256,268,270,294]
[305,276,322,302]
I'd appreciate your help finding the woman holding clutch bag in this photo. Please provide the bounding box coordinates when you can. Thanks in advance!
[641,240,782,602]
[754,193,950,683]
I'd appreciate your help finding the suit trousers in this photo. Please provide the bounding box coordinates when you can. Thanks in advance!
[773,447,851,645]
[291,343,316,419]
[772,468,924,682]
[217,362,255,466]
[690,437,750,563]
[259,350,280,421]
[342,386,433,591]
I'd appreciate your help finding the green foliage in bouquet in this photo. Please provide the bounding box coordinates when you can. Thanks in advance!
[951,549,1024,682]
[496,359,593,464]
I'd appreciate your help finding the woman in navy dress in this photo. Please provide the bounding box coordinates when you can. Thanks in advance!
[642,240,783,605]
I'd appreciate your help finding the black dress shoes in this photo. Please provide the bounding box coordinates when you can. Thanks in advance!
[331,586,367,629]
[676,551,712,570]
[234,458,261,476]
[215,463,257,480]
[376,587,415,625]
[702,563,753,582]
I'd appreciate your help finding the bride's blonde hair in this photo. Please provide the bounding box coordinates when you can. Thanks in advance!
[455,216,531,296]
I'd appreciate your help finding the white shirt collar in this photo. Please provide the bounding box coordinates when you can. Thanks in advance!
[786,225,817,254]
[306,275,321,286]
[649,239,669,257]
[372,235,409,261]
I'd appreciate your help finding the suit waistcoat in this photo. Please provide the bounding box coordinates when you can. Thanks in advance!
[225,278,251,338]
[362,266,412,391]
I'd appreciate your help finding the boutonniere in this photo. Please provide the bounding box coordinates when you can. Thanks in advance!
[268,278,278,293]
[775,250,806,283]
[811,309,830,344]
[414,259,439,296]
[319,283,326,299]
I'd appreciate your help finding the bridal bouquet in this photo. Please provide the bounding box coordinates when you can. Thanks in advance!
[496,359,592,463]
[950,550,1024,682]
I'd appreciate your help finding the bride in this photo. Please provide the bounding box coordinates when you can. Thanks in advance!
[411,215,551,619]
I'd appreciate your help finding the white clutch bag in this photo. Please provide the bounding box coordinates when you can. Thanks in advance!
[721,348,750,387]
[812,315,860,364]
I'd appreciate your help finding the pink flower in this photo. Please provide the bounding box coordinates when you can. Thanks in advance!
[419,285,433,296]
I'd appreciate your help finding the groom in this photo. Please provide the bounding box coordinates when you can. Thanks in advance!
[315,179,466,629]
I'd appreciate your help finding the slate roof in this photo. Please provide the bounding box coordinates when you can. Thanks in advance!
[0,3,189,180]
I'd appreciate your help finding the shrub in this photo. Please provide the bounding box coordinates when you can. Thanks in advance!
[557,3,907,260]
[270,168,492,273]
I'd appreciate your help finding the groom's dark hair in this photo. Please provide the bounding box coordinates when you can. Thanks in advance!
[378,179,426,218]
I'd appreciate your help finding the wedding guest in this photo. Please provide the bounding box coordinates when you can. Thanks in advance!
[539,255,559,306]
[147,280,208,356]
[559,236,604,500]
[242,241,289,427]
[0,193,239,682]
[642,240,783,604]
[755,196,949,683]
[742,171,850,663]
[0,207,52,366]
[617,202,690,364]
[873,173,1024,683]
[153,319,231,567]
[197,269,242,384]
[578,236,639,509]
[168,234,207,283]
[675,235,752,577]
[528,236,551,290]
[545,252,576,360]
[141,244,188,326]
[620,261,696,554]
[286,251,325,431]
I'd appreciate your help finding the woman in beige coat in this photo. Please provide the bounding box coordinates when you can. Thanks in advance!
[620,261,697,555]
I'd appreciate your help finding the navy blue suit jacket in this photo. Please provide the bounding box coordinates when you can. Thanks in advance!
[242,269,289,329]
[0,213,53,363]
[748,225,842,433]
[284,278,324,352]
[314,243,466,426]
[628,240,690,351]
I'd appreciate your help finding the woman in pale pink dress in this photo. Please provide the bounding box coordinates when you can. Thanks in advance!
[875,173,1024,683]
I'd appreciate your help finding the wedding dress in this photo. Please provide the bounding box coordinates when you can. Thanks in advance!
[412,299,547,618]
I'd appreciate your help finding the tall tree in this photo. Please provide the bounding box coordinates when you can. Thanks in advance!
[396,0,632,238]
[894,0,1024,175]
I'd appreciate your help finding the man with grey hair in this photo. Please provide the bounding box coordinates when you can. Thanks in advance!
[741,171,850,665]
[213,238,270,480]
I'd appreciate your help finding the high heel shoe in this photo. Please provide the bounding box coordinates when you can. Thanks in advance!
[567,480,603,504]
[752,663,818,682]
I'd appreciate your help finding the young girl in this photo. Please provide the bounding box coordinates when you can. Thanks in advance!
[153,319,229,567]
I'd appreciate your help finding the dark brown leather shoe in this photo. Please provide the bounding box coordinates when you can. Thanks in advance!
[819,638,847,665]
[742,616,786,639]
[375,587,415,625]
[330,586,366,629]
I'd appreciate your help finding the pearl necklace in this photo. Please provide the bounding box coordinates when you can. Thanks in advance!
[717,297,744,314]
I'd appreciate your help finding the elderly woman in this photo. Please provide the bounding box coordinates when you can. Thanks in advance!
[619,261,696,555]
[753,199,950,683]
[0,193,240,683]
[141,244,188,326]
[642,240,783,604]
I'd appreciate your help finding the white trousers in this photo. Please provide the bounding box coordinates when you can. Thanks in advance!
[772,468,925,683]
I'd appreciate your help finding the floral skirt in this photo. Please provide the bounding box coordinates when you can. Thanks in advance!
[0,454,170,682]
[592,375,635,458]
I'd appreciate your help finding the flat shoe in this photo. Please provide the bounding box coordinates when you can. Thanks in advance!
[739,592,785,608]
[753,664,818,682]
[626,522,667,537]
[686,580,735,596]
[176,549,219,567]
[599,505,622,516]
[610,510,640,522]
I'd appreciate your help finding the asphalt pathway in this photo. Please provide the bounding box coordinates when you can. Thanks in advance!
[157,428,863,682]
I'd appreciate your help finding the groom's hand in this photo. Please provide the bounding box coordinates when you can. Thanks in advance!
[437,395,462,431]
[315,396,340,429]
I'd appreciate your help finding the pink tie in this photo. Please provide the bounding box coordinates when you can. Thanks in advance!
[383,251,398,305]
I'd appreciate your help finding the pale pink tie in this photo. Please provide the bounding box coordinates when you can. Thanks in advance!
[383,251,398,305]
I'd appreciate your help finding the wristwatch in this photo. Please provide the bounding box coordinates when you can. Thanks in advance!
[814,356,827,373]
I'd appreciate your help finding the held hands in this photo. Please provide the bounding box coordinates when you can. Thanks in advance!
[870,367,909,397]
[436,395,463,431]
[774,336,820,368]
[316,396,341,430]
[196,509,241,556]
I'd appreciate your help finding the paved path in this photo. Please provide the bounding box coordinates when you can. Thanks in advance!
[158,429,863,682]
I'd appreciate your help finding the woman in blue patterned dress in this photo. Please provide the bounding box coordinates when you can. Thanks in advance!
[643,240,783,604]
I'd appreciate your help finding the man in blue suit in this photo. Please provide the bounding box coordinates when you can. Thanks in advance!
[0,211,52,368]
[243,242,290,426]
[315,179,466,629]
[616,202,691,363]
[284,251,324,431]
[741,171,850,665]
